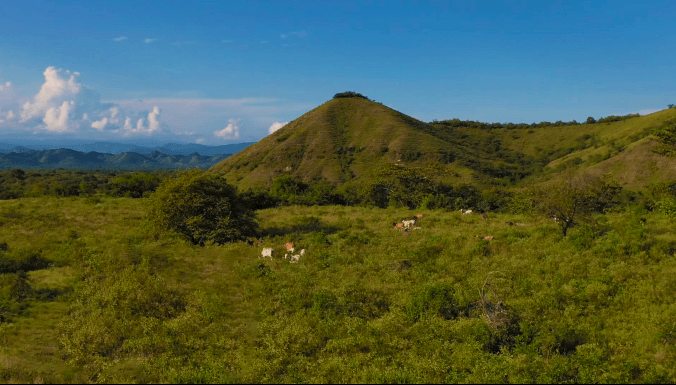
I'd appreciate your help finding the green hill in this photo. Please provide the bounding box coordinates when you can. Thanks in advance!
[211,94,676,191]
[210,96,541,189]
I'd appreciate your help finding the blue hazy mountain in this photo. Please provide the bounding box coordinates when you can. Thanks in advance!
[0,148,231,170]
[0,140,254,157]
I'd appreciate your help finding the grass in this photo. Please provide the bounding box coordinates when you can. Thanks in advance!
[1,196,676,383]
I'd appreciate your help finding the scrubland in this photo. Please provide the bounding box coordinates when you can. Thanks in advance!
[1,196,675,383]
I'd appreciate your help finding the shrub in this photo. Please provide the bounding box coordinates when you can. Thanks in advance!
[333,91,370,100]
[532,173,622,236]
[147,169,259,245]
[405,284,459,322]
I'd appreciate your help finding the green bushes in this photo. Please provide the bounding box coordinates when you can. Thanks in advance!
[405,284,460,322]
[107,173,161,198]
[147,169,259,245]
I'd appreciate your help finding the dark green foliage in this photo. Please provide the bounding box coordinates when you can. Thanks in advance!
[0,272,33,322]
[333,91,370,100]
[0,249,51,274]
[239,188,281,210]
[596,113,640,124]
[0,168,174,199]
[587,116,596,124]
[269,175,347,206]
[405,284,459,321]
[147,169,259,245]
[107,173,161,198]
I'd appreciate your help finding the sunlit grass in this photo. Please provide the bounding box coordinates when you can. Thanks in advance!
[0,197,675,382]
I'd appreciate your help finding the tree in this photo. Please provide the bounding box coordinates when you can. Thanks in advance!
[532,173,621,236]
[147,169,259,246]
[586,117,596,124]
[668,104,674,109]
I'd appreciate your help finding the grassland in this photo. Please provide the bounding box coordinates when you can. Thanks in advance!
[1,196,676,383]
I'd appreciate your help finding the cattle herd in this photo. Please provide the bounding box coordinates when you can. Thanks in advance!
[259,242,306,263]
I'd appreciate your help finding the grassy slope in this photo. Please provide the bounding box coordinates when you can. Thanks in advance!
[210,98,473,189]
[480,108,676,188]
[2,197,676,382]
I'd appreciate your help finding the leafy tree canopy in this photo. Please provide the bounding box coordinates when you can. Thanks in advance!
[147,169,259,246]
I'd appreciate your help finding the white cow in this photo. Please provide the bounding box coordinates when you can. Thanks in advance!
[462,210,473,215]
[402,219,417,229]
[289,249,305,263]
[260,248,274,258]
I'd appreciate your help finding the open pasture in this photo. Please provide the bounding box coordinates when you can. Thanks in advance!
[1,197,675,383]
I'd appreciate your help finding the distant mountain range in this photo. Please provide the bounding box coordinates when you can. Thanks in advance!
[0,148,232,170]
[0,141,254,157]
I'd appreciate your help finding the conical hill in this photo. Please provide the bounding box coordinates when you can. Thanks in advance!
[210,97,473,188]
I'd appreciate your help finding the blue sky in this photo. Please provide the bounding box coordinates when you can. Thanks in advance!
[0,0,675,145]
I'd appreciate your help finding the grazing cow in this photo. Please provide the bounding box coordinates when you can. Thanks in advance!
[285,242,295,253]
[289,253,301,263]
[483,236,494,241]
[260,248,274,258]
[462,210,473,215]
[395,222,404,229]
[402,219,416,229]
[416,214,423,218]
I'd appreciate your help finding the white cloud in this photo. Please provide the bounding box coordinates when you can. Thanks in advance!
[260,40,269,44]
[114,106,162,136]
[6,110,14,119]
[113,36,128,42]
[195,137,205,144]
[638,109,660,116]
[214,118,240,140]
[21,66,81,123]
[268,121,288,134]
[144,38,156,43]
[280,34,287,39]
[147,106,160,132]
[43,100,74,132]
[91,117,108,131]
[0,82,11,91]
[82,112,89,120]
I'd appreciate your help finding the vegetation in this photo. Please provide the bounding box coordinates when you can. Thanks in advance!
[3,99,676,383]
[147,169,259,246]
[0,191,675,382]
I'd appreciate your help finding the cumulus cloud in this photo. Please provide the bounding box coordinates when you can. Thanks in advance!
[20,67,81,124]
[43,100,74,132]
[113,106,162,136]
[0,66,163,136]
[113,36,128,42]
[214,119,240,140]
[268,121,288,134]
[91,117,108,131]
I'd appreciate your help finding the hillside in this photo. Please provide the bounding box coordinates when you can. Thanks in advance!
[210,96,538,189]
[459,108,676,189]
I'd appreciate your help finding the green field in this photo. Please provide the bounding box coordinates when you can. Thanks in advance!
[2,196,676,383]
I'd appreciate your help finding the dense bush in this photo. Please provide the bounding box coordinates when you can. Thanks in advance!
[333,91,370,100]
[107,173,161,198]
[147,169,259,245]
[405,284,460,322]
